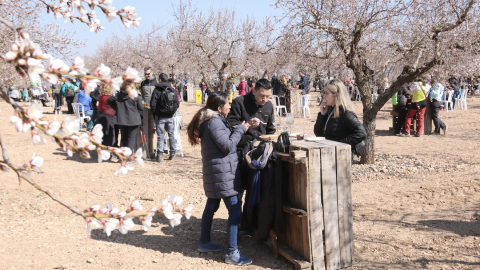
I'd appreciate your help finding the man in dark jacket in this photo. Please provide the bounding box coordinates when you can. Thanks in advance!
[298,71,310,94]
[150,73,176,162]
[140,67,158,157]
[228,78,275,148]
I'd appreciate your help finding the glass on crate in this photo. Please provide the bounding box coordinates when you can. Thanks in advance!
[285,113,294,133]
[273,115,281,134]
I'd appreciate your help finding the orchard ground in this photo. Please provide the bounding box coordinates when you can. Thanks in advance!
[1,93,480,270]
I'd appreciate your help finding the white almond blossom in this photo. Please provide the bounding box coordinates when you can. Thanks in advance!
[61,117,80,135]
[102,218,119,237]
[122,18,132,28]
[49,59,70,73]
[27,104,43,120]
[45,121,60,136]
[119,217,135,234]
[85,217,101,235]
[139,213,154,231]
[29,153,44,168]
[130,200,143,211]
[97,148,110,163]
[169,213,182,228]
[106,9,117,22]
[94,63,111,77]
[114,164,134,175]
[168,195,183,207]
[123,67,141,83]
[8,115,22,132]
[71,57,88,75]
[32,130,47,145]
[132,17,142,29]
[41,73,59,84]
[133,147,144,168]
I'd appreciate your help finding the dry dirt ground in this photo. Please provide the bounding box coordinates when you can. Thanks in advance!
[1,93,480,270]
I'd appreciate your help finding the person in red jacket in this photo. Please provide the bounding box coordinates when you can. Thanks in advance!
[237,75,247,96]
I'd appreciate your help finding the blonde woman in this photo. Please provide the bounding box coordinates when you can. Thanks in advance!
[314,79,366,156]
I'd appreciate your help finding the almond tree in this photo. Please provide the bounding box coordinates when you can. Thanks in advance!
[276,0,479,164]
[170,0,279,93]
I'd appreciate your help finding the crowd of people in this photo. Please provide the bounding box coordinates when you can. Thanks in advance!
[8,67,476,266]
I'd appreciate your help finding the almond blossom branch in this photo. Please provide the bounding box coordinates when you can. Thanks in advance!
[37,0,142,31]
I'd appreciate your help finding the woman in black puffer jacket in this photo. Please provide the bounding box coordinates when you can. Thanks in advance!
[314,79,367,156]
[187,91,255,266]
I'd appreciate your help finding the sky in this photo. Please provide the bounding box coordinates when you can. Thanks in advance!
[41,0,285,57]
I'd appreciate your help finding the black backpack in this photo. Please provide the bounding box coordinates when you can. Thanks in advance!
[157,86,179,114]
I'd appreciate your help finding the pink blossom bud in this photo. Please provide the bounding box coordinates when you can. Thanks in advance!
[67,147,73,157]
[89,205,100,212]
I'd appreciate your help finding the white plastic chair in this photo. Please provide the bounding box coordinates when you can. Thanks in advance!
[441,90,454,112]
[455,89,468,110]
[164,114,184,157]
[47,93,55,107]
[271,95,287,116]
[72,103,90,131]
[294,94,312,118]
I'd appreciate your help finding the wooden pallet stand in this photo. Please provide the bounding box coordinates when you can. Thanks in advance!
[270,140,353,270]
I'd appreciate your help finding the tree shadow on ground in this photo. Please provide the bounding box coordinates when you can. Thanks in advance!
[52,148,102,164]
[375,129,395,137]
[90,215,287,269]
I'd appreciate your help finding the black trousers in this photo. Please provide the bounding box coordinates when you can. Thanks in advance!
[65,97,74,114]
[394,105,408,134]
[119,125,138,151]
[431,100,446,133]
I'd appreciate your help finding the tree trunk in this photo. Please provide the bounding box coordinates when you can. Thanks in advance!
[360,114,376,164]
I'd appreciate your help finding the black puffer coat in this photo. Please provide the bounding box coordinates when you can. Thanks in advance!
[200,109,246,199]
[313,106,366,147]
[107,89,143,126]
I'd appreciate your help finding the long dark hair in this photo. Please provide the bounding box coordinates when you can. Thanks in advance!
[187,91,228,146]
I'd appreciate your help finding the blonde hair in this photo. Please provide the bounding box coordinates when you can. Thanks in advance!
[240,75,245,81]
[100,83,113,96]
[326,79,355,118]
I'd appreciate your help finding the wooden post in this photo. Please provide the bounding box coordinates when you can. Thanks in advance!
[270,230,279,259]
[335,144,354,268]
[320,147,341,270]
[307,149,325,270]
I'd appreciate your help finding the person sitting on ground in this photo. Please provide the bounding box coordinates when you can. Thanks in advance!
[314,79,367,156]
[429,78,448,136]
[402,78,428,137]
[186,91,253,266]
[108,81,143,156]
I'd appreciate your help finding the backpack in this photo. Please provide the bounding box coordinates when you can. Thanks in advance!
[157,86,179,114]
[66,84,75,97]
[52,83,63,95]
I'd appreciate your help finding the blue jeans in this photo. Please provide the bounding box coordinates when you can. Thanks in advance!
[155,117,175,154]
[200,193,242,253]
[87,109,98,131]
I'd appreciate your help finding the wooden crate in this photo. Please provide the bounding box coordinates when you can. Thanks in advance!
[268,140,353,270]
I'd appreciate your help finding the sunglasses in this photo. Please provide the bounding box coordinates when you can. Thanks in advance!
[144,73,151,76]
